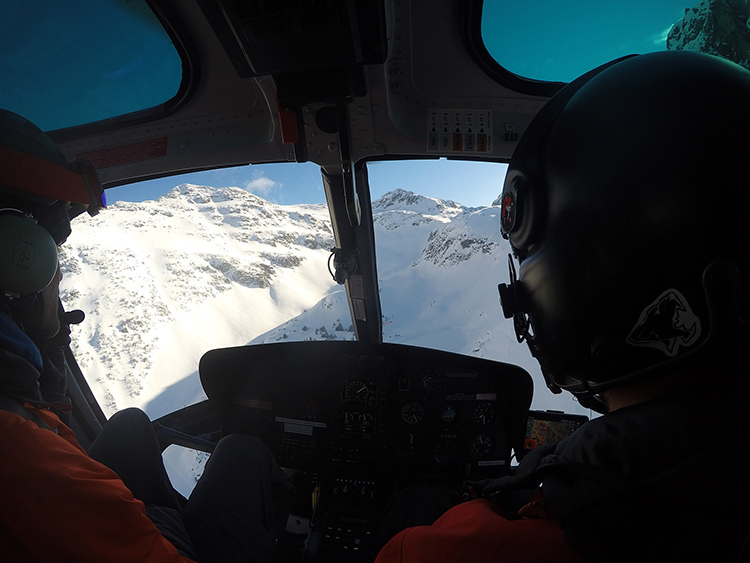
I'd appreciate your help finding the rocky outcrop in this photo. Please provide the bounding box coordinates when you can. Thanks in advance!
[667,0,750,70]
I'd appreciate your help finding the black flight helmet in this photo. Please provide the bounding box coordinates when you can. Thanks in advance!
[498,51,750,404]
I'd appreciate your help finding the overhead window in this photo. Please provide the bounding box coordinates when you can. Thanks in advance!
[0,0,184,131]
[480,0,750,83]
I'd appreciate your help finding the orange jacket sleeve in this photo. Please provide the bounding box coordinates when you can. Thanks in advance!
[375,499,587,563]
[0,409,196,562]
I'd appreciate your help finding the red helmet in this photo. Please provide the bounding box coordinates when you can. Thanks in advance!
[0,109,104,296]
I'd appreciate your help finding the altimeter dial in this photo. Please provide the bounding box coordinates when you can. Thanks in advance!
[401,402,425,424]
[470,434,495,458]
[472,403,494,426]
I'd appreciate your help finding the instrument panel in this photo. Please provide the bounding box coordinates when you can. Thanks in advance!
[200,341,533,481]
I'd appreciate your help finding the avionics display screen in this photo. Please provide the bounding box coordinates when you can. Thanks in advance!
[524,410,588,451]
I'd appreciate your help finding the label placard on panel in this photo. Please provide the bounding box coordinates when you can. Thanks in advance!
[428,110,492,153]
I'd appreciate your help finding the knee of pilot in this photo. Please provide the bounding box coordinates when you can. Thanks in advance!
[107,407,151,429]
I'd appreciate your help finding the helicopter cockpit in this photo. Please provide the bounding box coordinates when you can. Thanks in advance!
[3,0,749,560]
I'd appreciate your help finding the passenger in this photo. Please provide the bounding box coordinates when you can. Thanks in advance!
[0,109,294,562]
[376,51,750,562]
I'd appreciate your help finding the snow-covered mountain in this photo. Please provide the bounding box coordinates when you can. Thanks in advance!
[60,184,591,416]
[59,184,591,493]
[666,0,750,70]
[59,184,340,417]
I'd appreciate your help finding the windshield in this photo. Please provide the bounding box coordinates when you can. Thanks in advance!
[367,160,585,415]
[481,0,750,83]
[60,163,340,418]
[61,159,589,426]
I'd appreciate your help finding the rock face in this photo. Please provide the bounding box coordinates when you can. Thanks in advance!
[667,0,750,70]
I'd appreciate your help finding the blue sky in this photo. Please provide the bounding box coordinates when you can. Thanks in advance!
[106,159,509,208]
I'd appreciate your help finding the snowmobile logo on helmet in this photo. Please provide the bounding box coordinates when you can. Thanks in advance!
[626,289,701,357]
[500,192,516,234]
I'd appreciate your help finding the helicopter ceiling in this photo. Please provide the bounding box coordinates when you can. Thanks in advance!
[49,0,552,183]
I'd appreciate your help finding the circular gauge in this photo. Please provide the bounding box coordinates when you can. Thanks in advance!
[472,403,495,426]
[401,402,425,424]
[345,380,370,401]
[397,377,411,389]
[422,375,438,391]
[439,406,457,427]
[470,434,495,459]
[433,440,457,465]
[398,432,422,457]
[358,412,374,423]
[340,411,355,423]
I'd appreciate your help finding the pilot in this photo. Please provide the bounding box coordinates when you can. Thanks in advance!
[376,51,750,562]
[0,109,293,562]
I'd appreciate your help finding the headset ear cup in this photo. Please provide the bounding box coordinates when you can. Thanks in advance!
[500,173,544,253]
[500,58,636,255]
[0,214,58,297]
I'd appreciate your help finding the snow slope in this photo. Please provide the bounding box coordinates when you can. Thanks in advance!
[60,184,339,418]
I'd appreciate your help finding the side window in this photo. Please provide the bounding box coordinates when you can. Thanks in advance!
[0,0,184,131]
[480,1,750,83]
